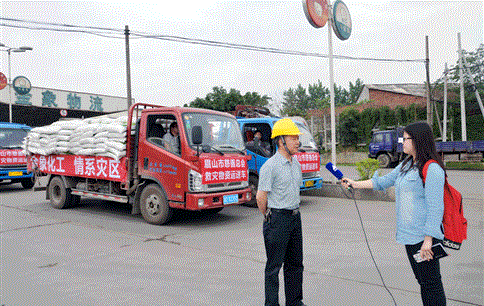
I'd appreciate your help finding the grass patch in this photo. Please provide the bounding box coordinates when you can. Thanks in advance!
[335,162,355,166]
[445,161,484,170]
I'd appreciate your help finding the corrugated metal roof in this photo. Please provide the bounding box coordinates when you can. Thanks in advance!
[366,83,426,97]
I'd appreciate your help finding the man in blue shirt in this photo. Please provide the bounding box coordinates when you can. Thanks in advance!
[257,118,306,306]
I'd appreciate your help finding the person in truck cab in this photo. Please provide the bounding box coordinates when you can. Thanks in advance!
[246,130,271,156]
[162,121,180,154]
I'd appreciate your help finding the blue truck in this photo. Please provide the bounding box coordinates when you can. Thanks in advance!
[235,108,323,206]
[0,122,35,189]
[369,127,484,167]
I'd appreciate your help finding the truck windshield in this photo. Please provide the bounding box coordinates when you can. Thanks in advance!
[182,112,245,153]
[0,128,28,149]
[295,122,318,152]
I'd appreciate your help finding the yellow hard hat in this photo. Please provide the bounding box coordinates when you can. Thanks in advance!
[271,118,301,139]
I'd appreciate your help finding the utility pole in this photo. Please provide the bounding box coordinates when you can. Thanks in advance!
[458,33,467,141]
[443,63,448,142]
[425,36,432,126]
[327,0,336,168]
[125,25,132,110]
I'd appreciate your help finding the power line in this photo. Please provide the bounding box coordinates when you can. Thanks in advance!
[1,17,426,63]
[0,23,123,39]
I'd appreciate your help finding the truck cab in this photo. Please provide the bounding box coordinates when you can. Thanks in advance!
[134,106,251,214]
[0,122,34,189]
[237,116,323,206]
[368,128,404,168]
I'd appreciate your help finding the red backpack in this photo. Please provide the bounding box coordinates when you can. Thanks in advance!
[423,160,467,250]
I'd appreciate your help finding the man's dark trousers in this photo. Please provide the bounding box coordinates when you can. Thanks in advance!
[263,209,303,306]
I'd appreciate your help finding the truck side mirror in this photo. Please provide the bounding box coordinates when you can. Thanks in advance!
[192,126,203,145]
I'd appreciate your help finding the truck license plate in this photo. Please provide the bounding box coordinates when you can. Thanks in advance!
[223,194,238,204]
[8,171,23,176]
[305,180,314,187]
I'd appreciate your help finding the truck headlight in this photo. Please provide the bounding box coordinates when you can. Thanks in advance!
[189,169,203,192]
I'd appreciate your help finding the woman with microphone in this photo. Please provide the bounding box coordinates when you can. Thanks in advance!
[342,121,447,306]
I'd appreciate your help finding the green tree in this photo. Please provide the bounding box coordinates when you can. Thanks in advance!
[281,85,310,117]
[338,108,360,147]
[394,105,407,126]
[334,84,350,106]
[281,79,363,118]
[378,106,396,129]
[348,78,364,104]
[185,86,270,112]
[359,107,380,143]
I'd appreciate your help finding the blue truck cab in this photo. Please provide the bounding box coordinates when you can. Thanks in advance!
[237,116,323,206]
[0,122,35,189]
[368,128,404,168]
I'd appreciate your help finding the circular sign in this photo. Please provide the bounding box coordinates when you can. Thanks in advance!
[60,109,68,117]
[332,0,352,40]
[13,76,31,95]
[0,72,7,90]
[303,0,329,28]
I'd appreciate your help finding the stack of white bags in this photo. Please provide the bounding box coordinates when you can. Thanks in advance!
[24,114,136,160]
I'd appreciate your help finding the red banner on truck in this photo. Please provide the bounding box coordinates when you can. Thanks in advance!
[0,149,27,166]
[29,154,127,182]
[294,152,320,172]
[200,156,247,184]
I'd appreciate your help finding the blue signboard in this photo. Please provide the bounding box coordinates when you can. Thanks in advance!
[332,0,352,40]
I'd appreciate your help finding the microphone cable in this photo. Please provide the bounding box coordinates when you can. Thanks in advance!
[341,185,398,306]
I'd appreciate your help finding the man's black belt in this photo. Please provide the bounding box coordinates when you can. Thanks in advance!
[270,208,300,215]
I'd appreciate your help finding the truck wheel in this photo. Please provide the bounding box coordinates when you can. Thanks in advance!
[244,175,258,207]
[48,176,76,209]
[21,178,35,189]
[377,154,391,168]
[139,184,172,225]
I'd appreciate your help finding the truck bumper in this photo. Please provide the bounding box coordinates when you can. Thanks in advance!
[0,168,33,181]
[300,177,323,191]
[183,187,252,210]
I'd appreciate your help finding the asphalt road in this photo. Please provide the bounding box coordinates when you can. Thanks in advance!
[1,169,483,306]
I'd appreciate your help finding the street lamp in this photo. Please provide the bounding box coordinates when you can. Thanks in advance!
[0,44,33,123]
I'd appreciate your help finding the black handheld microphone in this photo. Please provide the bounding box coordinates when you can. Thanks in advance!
[325,162,352,190]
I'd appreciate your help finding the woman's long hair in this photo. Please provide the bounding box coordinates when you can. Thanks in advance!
[401,121,446,178]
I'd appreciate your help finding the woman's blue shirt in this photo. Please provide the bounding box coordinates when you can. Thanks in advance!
[371,162,445,245]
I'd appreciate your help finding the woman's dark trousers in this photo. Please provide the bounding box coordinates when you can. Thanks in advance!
[406,240,447,306]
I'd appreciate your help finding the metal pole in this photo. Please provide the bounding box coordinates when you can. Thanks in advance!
[327,0,336,169]
[125,25,132,110]
[458,33,467,141]
[443,63,448,142]
[425,36,432,126]
[463,53,484,119]
[8,49,12,123]
[323,114,328,151]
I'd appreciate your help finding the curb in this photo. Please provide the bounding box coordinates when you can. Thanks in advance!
[302,183,396,202]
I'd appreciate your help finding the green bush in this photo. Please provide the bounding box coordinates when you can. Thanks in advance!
[355,158,380,180]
